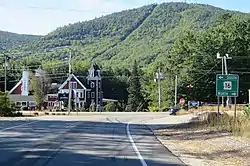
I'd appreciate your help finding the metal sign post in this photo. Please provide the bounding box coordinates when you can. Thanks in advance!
[234,97,237,127]
[216,74,239,122]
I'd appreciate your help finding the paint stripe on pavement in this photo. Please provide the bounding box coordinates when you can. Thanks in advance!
[126,122,147,166]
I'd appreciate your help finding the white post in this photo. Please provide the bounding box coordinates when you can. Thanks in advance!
[158,68,161,110]
[68,51,72,114]
[4,55,7,91]
[175,75,178,107]
[224,54,232,106]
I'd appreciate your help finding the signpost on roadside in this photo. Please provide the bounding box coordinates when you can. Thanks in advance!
[216,74,239,124]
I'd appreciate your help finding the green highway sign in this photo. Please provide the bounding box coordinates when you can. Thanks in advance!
[216,74,239,97]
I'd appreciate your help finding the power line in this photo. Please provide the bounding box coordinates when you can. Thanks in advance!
[191,61,221,85]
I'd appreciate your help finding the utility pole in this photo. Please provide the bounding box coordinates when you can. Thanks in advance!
[217,53,232,107]
[68,51,72,114]
[4,55,7,91]
[157,67,161,110]
[174,75,178,107]
[224,54,232,106]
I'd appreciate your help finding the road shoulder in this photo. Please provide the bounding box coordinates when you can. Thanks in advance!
[146,115,250,166]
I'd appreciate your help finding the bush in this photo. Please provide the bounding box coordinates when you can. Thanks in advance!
[148,106,159,112]
[104,102,118,112]
[0,92,18,117]
[244,106,250,118]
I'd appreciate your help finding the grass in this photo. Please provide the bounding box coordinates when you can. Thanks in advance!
[174,105,250,138]
[187,112,250,138]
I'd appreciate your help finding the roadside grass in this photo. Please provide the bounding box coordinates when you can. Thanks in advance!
[181,111,250,138]
[176,105,245,116]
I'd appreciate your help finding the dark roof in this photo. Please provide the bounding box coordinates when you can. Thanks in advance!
[75,76,90,89]
[48,84,61,94]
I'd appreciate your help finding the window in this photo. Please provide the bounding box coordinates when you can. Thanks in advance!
[91,82,95,88]
[22,102,27,106]
[70,82,77,89]
[87,92,90,98]
[76,92,79,97]
[79,92,83,98]
[91,92,95,98]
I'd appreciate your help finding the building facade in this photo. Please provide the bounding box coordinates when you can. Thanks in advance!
[8,63,104,111]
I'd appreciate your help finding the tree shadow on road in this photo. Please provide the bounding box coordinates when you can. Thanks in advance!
[0,119,187,166]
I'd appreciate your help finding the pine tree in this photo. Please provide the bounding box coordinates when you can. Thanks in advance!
[126,60,144,112]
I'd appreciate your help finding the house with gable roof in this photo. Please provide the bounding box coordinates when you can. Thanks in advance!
[54,63,104,111]
[8,63,108,111]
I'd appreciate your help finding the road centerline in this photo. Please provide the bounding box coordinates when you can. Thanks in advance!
[126,122,147,166]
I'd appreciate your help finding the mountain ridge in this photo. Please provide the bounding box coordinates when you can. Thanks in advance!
[0,30,41,50]
[6,2,250,69]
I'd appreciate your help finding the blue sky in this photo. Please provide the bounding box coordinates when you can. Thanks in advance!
[0,0,249,35]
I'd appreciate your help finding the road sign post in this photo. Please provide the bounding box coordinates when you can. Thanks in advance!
[216,74,239,118]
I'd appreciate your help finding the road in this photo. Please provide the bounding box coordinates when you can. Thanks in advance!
[0,113,187,166]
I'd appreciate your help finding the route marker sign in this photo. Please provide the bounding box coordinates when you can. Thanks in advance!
[179,98,185,105]
[216,74,239,97]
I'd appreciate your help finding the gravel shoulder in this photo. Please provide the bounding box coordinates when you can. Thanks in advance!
[148,116,250,166]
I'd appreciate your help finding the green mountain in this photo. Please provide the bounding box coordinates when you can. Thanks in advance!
[2,2,250,108]
[0,31,41,50]
[11,2,249,68]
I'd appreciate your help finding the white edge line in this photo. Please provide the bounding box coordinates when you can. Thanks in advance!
[126,122,147,166]
[0,120,38,132]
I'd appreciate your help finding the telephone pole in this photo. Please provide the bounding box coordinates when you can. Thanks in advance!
[68,51,72,114]
[4,55,7,91]
[174,75,178,107]
[217,53,232,107]
[157,68,161,110]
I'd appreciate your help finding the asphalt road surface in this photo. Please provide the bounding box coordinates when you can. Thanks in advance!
[0,113,186,166]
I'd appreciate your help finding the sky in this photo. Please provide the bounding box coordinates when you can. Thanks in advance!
[0,0,249,35]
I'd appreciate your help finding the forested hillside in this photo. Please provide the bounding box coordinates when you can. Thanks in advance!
[0,31,40,50]
[2,2,250,110]
[11,3,243,64]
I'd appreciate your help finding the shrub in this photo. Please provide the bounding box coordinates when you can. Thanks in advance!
[104,102,118,112]
[148,106,159,112]
[0,92,18,117]
[244,106,250,118]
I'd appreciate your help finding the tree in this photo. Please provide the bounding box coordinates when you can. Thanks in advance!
[126,60,145,112]
[30,69,51,110]
[0,91,17,116]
